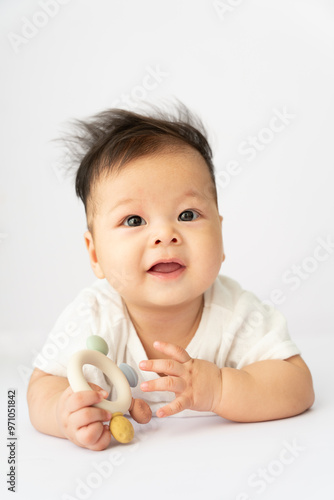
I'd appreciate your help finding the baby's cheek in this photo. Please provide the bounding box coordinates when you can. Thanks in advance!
[201,230,223,262]
[106,268,132,294]
[204,240,224,279]
[103,244,136,291]
[192,251,221,290]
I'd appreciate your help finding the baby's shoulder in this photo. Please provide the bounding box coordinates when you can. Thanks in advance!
[212,275,279,324]
[65,279,125,322]
[209,274,244,310]
[210,274,269,315]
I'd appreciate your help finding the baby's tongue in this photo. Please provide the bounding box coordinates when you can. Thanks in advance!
[150,262,181,273]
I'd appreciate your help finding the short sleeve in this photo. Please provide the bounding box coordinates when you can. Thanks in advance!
[225,290,301,369]
[32,285,113,394]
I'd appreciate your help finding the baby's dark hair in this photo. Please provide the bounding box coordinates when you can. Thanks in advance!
[59,101,217,231]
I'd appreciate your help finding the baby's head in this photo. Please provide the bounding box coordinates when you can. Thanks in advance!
[68,103,225,308]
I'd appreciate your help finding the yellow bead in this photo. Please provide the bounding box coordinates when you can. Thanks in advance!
[110,414,134,444]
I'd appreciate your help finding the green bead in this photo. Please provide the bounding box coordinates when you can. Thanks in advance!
[86,335,109,355]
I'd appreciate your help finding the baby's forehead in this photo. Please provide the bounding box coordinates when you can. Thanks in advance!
[87,146,216,224]
[99,148,210,189]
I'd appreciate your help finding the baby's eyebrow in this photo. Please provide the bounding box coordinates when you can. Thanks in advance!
[108,198,138,213]
[108,189,208,214]
[182,189,211,203]
[183,189,205,199]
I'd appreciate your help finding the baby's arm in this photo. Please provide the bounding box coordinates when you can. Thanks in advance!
[27,368,112,450]
[213,354,314,421]
[139,342,315,421]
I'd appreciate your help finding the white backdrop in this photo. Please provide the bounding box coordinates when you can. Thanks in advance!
[1,2,334,500]
[1,0,334,353]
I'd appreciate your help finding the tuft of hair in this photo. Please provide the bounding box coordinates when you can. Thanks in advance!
[54,100,216,228]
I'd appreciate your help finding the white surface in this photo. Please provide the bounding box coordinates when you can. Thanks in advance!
[0,334,333,500]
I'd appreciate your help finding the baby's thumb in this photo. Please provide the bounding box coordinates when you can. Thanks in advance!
[88,383,109,399]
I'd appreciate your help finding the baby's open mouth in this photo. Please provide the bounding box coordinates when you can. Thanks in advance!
[148,262,184,273]
[147,259,186,279]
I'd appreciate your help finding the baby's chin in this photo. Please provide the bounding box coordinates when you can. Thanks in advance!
[122,288,205,311]
[110,269,217,309]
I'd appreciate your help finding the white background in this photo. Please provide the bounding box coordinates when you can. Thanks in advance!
[1,0,333,345]
[0,2,334,499]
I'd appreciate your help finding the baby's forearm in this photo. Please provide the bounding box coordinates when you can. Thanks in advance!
[27,369,69,438]
[213,357,315,422]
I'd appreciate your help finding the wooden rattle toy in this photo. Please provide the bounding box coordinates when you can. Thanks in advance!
[67,335,140,444]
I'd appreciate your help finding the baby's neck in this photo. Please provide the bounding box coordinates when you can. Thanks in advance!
[125,295,204,360]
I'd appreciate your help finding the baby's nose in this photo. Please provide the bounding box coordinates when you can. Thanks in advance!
[154,236,178,245]
[152,224,181,246]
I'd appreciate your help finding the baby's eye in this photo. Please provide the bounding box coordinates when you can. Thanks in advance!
[178,210,200,222]
[123,215,146,227]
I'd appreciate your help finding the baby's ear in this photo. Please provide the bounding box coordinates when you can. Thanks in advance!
[84,231,105,279]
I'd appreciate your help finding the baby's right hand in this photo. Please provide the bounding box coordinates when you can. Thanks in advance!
[56,384,112,450]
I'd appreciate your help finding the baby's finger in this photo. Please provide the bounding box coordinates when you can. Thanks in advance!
[88,383,109,394]
[140,376,186,394]
[152,341,192,363]
[91,425,112,451]
[156,395,189,418]
[139,358,183,377]
[70,406,111,430]
[76,421,111,450]
[66,389,108,413]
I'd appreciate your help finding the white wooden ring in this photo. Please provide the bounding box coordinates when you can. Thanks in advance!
[67,350,132,414]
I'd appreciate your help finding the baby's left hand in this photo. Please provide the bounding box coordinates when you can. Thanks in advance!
[139,341,222,417]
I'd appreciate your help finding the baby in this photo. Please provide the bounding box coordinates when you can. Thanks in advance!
[27,103,314,450]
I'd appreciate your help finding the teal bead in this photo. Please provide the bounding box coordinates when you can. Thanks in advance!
[119,363,138,387]
[86,335,109,355]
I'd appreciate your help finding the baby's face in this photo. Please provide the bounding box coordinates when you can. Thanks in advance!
[85,147,224,309]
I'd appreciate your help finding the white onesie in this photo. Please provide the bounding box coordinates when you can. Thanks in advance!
[33,274,301,417]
